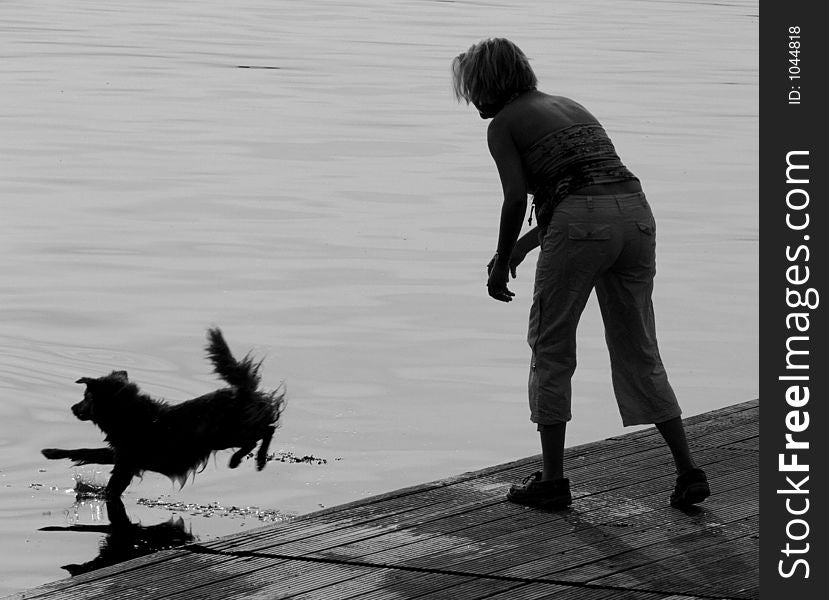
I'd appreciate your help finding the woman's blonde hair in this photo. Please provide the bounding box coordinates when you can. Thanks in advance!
[451,38,537,106]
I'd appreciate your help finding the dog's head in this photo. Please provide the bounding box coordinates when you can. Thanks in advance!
[72,371,131,422]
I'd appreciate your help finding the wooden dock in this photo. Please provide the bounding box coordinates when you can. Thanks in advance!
[9,399,758,600]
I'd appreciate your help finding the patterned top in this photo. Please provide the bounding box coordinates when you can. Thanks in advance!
[524,123,639,227]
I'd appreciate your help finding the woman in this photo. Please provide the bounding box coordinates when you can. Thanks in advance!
[452,38,710,509]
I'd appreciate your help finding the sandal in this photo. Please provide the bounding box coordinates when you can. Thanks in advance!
[670,468,711,507]
[506,471,572,510]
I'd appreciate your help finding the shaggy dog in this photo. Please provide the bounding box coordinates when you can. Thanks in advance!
[42,327,285,498]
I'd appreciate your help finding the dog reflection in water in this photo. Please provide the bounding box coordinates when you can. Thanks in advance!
[42,328,286,498]
[41,497,195,576]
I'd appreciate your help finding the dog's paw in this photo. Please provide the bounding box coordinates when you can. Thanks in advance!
[41,448,66,460]
[228,455,242,469]
[255,458,267,471]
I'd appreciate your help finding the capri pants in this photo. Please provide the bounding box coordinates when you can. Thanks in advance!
[527,192,682,427]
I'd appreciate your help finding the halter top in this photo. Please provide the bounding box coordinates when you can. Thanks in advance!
[524,123,639,226]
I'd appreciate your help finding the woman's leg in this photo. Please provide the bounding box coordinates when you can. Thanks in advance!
[508,421,572,509]
[593,195,708,504]
[655,416,697,475]
[539,422,566,481]
[594,196,682,428]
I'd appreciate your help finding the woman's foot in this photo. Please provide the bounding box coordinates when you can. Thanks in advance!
[507,471,572,510]
[670,468,711,507]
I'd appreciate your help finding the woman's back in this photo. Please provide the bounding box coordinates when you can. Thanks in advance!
[495,91,600,150]
[494,91,639,225]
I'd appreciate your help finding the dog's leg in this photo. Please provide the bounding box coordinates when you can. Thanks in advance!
[42,448,116,465]
[105,465,135,499]
[105,498,133,530]
[228,443,256,469]
[41,448,73,460]
[255,426,276,471]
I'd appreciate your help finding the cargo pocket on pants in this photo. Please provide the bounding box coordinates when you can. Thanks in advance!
[636,221,656,268]
[568,223,612,241]
[528,292,542,370]
[566,223,612,290]
[636,222,655,237]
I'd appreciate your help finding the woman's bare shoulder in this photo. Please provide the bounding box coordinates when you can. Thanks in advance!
[535,93,597,122]
[498,92,600,147]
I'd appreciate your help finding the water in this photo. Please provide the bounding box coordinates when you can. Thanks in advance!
[0,0,757,594]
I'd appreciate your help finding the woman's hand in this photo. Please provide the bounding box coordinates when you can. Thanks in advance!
[487,250,526,279]
[506,227,540,278]
[507,249,527,278]
[486,253,515,302]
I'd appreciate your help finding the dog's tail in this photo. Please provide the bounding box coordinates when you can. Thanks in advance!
[205,327,261,392]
